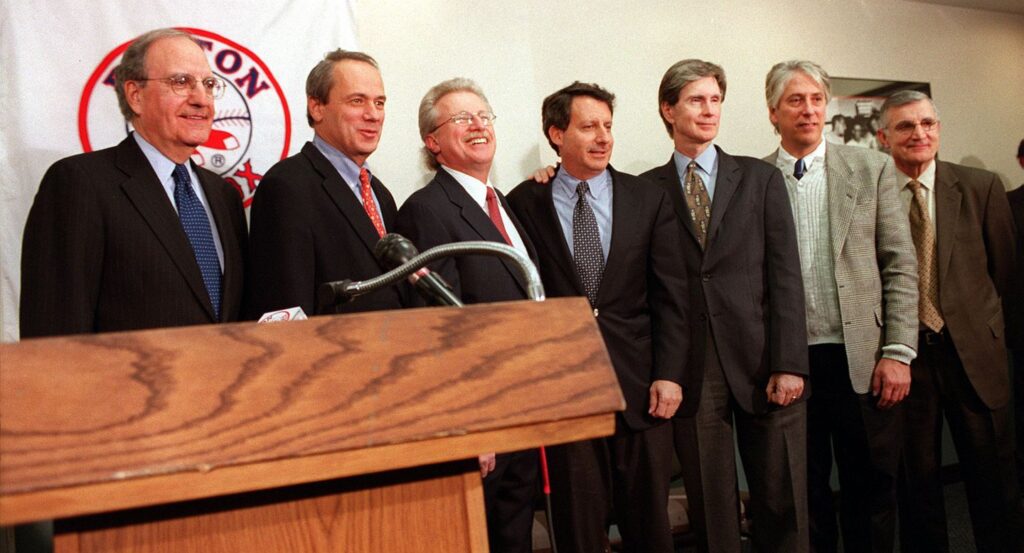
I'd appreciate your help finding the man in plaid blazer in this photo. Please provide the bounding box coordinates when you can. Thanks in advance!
[763,60,919,553]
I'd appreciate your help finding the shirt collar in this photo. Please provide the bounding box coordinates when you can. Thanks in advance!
[553,166,611,201]
[673,144,718,179]
[133,131,179,182]
[898,159,937,192]
[777,139,826,172]
[441,165,492,205]
[313,134,369,186]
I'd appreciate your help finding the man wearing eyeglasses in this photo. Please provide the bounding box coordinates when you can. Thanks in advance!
[393,78,539,553]
[875,91,1021,552]
[21,28,247,337]
[247,49,403,317]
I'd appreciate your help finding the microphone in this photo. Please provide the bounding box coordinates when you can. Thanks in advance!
[374,234,464,307]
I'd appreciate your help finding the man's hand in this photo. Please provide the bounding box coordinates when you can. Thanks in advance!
[478,452,497,478]
[532,165,556,184]
[648,380,683,419]
[871,358,911,409]
[766,373,805,407]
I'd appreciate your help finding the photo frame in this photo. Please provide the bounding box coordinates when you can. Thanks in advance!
[826,78,931,151]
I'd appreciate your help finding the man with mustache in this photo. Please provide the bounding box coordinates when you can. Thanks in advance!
[393,78,539,553]
[21,28,247,337]
[507,81,688,553]
[763,60,919,553]
[248,50,403,317]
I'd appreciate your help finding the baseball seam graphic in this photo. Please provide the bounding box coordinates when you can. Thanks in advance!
[213,109,252,126]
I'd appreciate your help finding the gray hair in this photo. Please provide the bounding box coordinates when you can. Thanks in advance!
[657,59,727,137]
[113,28,197,121]
[879,90,938,130]
[417,77,492,171]
[305,49,380,127]
[765,60,831,111]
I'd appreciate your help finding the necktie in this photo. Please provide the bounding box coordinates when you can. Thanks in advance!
[684,161,712,249]
[360,167,386,238]
[573,181,605,306]
[485,186,512,245]
[794,158,806,180]
[172,164,221,320]
[907,179,944,332]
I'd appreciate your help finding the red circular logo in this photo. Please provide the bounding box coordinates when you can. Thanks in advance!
[78,28,291,208]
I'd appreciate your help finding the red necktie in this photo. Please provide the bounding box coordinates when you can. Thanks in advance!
[485,186,512,246]
[360,167,386,238]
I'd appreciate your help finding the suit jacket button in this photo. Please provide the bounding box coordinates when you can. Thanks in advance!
[593,308,599,317]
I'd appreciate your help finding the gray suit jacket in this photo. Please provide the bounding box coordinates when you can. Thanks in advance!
[765,143,918,392]
[932,160,1016,408]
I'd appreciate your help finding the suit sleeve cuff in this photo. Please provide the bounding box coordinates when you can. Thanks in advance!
[881,343,917,365]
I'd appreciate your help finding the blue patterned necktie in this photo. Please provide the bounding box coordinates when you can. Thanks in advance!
[794,158,806,180]
[573,181,604,307]
[172,164,221,320]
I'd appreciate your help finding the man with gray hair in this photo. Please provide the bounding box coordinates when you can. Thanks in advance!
[21,27,247,336]
[763,60,919,553]
[394,78,539,553]
[248,49,403,317]
[875,90,1021,552]
[639,59,809,553]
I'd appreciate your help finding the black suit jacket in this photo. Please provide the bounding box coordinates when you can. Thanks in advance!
[247,141,403,317]
[640,148,807,416]
[931,161,1016,408]
[393,169,538,305]
[20,135,247,338]
[1005,185,1024,350]
[507,166,689,430]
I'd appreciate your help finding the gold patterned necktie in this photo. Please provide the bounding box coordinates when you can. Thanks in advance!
[907,179,944,332]
[684,161,712,249]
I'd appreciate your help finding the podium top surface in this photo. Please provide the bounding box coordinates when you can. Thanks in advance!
[0,297,623,523]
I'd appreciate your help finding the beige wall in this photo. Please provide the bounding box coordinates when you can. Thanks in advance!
[353,0,1024,202]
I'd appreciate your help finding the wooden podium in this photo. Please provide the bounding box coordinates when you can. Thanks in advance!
[0,298,623,552]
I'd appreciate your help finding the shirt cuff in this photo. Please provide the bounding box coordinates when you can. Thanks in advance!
[881,343,917,365]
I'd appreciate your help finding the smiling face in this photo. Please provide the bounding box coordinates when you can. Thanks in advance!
[308,60,385,166]
[769,71,827,158]
[125,36,215,163]
[877,99,941,178]
[425,90,495,182]
[549,95,613,180]
[661,76,722,158]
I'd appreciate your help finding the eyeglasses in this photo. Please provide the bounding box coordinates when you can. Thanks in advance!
[430,111,496,133]
[890,118,939,136]
[135,74,227,99]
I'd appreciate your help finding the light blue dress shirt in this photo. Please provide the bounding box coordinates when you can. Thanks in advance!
[313,134,384,219]
[552,167,613,259]
[672,145,719,201]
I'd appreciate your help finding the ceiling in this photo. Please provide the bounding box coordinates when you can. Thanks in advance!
[907,0,1024,15]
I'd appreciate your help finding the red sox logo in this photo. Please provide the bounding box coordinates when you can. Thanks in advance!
[78,27,290,208]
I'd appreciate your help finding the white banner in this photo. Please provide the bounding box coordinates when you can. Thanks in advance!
[0,1,357,341]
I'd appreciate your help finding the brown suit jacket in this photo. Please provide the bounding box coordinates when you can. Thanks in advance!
[931,160,1016,408]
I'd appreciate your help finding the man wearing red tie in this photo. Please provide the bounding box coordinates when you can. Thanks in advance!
[248,50,403,316]
[393,78,540,553]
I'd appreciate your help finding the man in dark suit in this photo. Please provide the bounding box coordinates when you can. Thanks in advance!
[393,78,539,553]
[875,91,1022,552]
[507,81,688,553]
[21,28,247,338]
[639,59,808,553]
[247,50,402,317]
[763,60,919,553]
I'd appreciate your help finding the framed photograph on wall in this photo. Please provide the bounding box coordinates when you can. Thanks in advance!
[826,78,931,152]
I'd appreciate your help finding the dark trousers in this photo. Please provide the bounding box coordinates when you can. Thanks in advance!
[1012,347,1024,496]
[807,344,902,553]
[675,333,809,553]
[484,449,539,553]
[547,419,674,553]
[898,330,1023,553]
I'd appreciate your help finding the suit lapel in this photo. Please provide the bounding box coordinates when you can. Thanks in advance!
[824,145,859,263]
[604,167,638,299]
[933,161,961,284]
[653,158,702,247]
[436,171,531,295]
[707,147,740,248]
[534,180,585,294]
[115,137,216,320]
[303,142,382,255]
